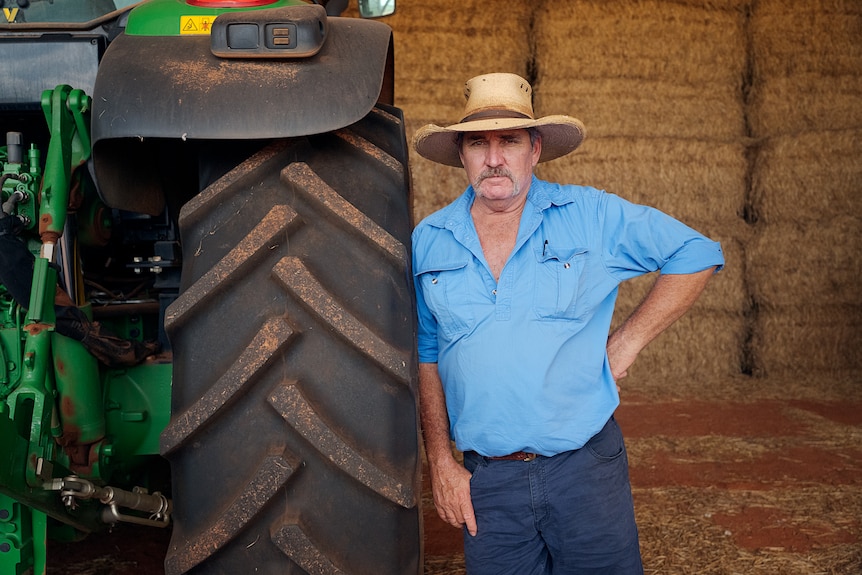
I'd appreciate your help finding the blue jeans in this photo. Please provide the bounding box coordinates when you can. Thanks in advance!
[462,417,643,575]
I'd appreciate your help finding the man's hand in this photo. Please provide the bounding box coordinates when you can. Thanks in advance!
[429,456,477,536]
[606,330,639,382]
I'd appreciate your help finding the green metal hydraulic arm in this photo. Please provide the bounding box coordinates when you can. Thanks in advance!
[0,86,171,575]
[3,85,94,487]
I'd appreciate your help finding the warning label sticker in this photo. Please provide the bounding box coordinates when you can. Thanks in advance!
[180,15,216,35]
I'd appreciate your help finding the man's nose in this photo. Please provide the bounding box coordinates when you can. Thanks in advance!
[485,140,504,166]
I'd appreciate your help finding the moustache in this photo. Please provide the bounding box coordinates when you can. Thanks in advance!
[475,168,514,186]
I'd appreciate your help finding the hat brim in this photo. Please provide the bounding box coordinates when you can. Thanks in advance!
[413,115,586,167]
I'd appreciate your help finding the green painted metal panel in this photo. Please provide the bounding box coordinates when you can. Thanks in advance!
[126,0,306,36]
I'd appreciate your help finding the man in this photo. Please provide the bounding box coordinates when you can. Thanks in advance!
[411,72,724,574]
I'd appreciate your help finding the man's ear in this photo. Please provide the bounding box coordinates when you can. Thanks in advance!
[532,134,543,167]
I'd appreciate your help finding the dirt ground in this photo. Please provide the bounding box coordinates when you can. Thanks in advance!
[48,375,862,575]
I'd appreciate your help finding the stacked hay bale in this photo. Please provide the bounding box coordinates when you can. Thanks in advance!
[532,0,750,387]
[747,0,862,378]
[379,1,534,221]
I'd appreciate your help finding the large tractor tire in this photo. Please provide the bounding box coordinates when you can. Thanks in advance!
[160,104,421,575]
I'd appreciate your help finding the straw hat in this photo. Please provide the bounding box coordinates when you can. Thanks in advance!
[412,73,586,167]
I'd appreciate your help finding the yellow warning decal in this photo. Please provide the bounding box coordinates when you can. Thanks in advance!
[3,7,19,23]
[180,15,216,35]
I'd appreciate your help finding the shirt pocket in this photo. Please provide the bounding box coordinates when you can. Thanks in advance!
[533,246,590,321]
[415,259,475,339]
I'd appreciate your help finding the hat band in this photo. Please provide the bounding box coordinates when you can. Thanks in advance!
[460,109,533,123]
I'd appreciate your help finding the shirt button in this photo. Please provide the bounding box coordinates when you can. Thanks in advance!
[564,263,571,269]
[492,289,497,296]
[431,278,438,284]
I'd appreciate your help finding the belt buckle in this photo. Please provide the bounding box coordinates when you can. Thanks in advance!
[521,452,537,462]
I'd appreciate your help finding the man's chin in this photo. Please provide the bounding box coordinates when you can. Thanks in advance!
[476,179,517,198]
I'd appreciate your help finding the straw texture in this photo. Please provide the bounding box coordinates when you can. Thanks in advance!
[746,0,862,375]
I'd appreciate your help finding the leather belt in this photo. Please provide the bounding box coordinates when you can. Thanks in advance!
[484,451,538,462]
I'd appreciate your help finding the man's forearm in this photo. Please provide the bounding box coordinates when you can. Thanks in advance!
[418,362,457,467]
[607,267,716,379]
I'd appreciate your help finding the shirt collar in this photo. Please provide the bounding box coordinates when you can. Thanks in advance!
[527,176,576,211]
[424,175,574,234]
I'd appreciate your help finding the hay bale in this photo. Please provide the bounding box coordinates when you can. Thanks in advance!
[536,78,745,140]
[744,1,862,379]
[749,0,862,136]
[750,130,862,224]
[620,310,746,382]
[386,1,532,121]
[533,0,747,140]
[746,217,862,307]
[535,0,746,85]
[536,137,747,228]
[748,74,862,137]
[751,0,862,76]
[752,304,862,375]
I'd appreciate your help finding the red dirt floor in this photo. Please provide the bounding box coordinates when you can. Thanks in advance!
[48,389,862,574]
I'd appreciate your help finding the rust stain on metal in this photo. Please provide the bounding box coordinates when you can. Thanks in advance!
[67,443,94,473]
[24,323,52,336]
[55,426,95,473]
[60,395,75,419]
[38,213,53,235]
[281,163,407,269]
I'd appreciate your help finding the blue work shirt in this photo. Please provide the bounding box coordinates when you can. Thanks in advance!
[412,177,724,457]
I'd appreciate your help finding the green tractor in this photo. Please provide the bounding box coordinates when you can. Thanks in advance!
[0,0,421,573]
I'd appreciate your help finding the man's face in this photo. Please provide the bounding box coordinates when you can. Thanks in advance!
[458,129,542,203]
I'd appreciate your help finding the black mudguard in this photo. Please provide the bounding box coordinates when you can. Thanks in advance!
[91,16,394,214]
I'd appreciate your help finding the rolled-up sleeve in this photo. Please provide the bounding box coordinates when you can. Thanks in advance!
[601,193,724,279]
